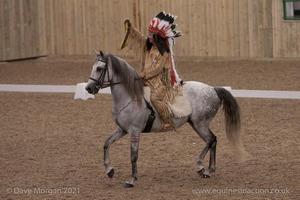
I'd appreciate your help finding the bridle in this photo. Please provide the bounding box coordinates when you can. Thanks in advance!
[89,56,120,90]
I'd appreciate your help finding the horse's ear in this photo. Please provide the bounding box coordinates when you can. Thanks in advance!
[94,50,100,55]
[100,50,105,57]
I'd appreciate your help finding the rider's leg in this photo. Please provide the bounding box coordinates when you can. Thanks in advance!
[150,90,171,129]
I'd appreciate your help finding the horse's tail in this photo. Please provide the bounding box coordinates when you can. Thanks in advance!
[214,87,249,162]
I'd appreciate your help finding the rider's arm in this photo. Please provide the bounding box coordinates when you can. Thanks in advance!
[120,19,146,52]
[120,19,147,69]
[144,53,168,79]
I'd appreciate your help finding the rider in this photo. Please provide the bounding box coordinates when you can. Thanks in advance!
[120,11,183,130]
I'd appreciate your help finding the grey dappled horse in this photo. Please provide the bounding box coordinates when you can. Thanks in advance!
[85,51,248,188]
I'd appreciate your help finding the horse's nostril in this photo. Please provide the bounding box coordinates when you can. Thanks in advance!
[85,86,91,92]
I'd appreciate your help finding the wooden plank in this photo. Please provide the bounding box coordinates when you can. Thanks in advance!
[81,0,87,54]
[277,0,287,58]
[61,0,67,54]
[293,24,300,57]
[273,0,289,58]
[206,0,217,56]
[65,0,73,54]
[84,0,92,54]
[73,0,80,54]
[202,0,208,56]
[256,0,264,57]
[169,0,184,57]
[47,0,54,54]
[227,0,235,57]
[222,0,230,57]
[196,0,204,56]
[7,0,16,60]
[37,0,47,56]
[45,0,54,55]
[23,0,30,57]
[272,0,278,58]
[195,0,204,56]
[30,0,39,57]
[215,0,221,56]
[290,23,298,57]
[115,0,127,55]
[53,0,63,54]
[0,0,5,60]
[180,0,189,56]
[264,0,273,57]
[103,0,109,52]
[219,0,227,56]
[1,0,11,60]
[227,0,233,57]
[111,0,122,52]
[246,0,252,57]
[232,0,240,57]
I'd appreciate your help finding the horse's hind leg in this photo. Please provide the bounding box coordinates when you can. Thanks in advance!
[103,126,127,178]
[191,123,217,178]
[198,130,217,178]
[208,131,217,173]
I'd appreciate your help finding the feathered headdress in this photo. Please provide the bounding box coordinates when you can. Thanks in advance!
[148,11,183,86]
[148,11,182,38]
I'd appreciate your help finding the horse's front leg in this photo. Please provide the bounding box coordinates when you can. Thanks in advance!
[103,126,127,178]
[124,133,140,188]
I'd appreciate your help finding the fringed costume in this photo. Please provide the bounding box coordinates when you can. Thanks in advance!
[120,11,184,129]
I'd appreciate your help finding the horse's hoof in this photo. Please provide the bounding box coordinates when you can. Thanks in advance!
[209,168,216,173]
[123,182,134,188]
[197,166,205,176]
[107,168,115,178]
[202,171,211,178]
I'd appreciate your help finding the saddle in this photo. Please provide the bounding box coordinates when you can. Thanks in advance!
[143,86,192,119]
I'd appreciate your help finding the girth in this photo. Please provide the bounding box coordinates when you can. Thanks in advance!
[142,98,156,133]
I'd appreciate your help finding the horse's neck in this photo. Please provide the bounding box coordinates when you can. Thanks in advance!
[110,84,132,107]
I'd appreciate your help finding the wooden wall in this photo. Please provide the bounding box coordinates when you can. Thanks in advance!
[272,0,300,58]
[42,0,275,58]
[1,0,300,61]
[0,0,47,61]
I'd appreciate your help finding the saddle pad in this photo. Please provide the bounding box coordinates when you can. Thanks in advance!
[143,86,192,118]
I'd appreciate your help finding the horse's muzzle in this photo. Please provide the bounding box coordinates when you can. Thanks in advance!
[85,84,98,94]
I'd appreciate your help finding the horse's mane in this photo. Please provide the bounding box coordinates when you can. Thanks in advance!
[105,54,144,102]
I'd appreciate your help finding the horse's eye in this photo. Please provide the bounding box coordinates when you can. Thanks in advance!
[96,67,102,72]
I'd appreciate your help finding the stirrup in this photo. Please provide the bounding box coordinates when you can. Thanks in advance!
[163,123,171,129]
[161,123,172,131]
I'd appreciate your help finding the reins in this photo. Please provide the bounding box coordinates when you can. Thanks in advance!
[89,56,143,90]
[89,56,122,89]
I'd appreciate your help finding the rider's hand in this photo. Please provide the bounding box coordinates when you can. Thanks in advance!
[124,19,131,33]
[139,71,145,79]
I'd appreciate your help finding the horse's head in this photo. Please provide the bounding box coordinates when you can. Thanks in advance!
[85,50,144,101]
[85,50,111,94]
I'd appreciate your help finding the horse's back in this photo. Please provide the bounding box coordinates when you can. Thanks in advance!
[183,81,218,100]
[183,81,220,120]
